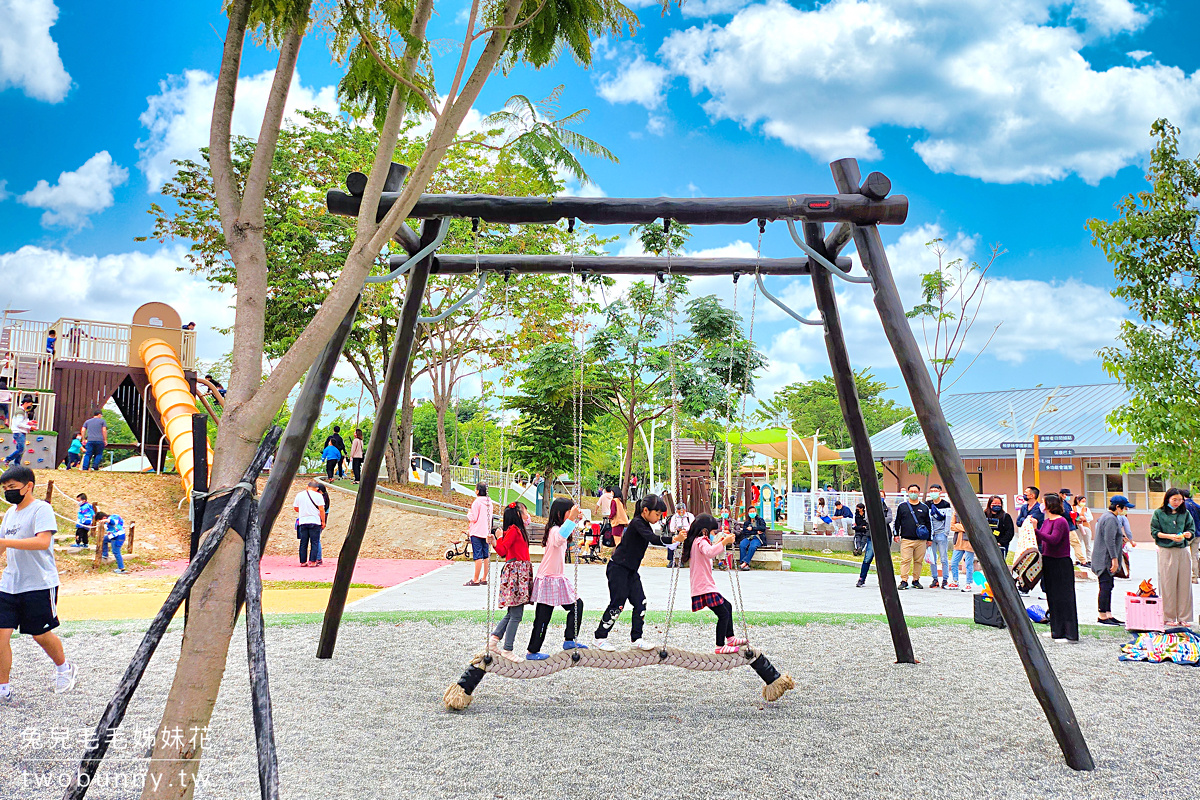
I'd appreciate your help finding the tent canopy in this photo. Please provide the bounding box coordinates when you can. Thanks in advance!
[738,428,846,463]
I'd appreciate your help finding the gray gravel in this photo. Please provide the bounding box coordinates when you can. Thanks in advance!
[1,618,1196,799]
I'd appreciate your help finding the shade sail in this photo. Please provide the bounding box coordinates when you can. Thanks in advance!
[738,428,845,463]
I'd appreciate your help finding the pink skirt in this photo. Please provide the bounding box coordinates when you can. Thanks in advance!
[498,560,533,607]
[531,575,577,606]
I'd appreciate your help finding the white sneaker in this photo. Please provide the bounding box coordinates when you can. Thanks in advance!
[595,639,617,652]
[960,583,972,592]
[52,663,78,694]
[631,638,657,651]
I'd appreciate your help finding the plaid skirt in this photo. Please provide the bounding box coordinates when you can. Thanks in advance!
[531,575,577,606]
[692,591,727,612]
[498,560,534,607]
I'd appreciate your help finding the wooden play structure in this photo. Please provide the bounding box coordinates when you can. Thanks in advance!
[0,302,214,491]
[65,157,1094,800]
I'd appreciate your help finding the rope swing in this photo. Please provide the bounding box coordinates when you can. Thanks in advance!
[444,218,793,711]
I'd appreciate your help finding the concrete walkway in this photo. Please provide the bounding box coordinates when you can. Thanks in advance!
[350,548,1187,623]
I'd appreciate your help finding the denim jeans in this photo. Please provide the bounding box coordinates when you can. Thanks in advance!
[298,523,322,563]
[4,431,25,465]
[859,538,875,581]
[102,535,125,569]
[929,534,950,581]
[739,537,762,565]
[949,549,975,586]
[83,441,105,470]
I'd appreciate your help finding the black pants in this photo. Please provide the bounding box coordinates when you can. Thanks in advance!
[1042,555,1079,641]
[325,459,337,480]
[595,562,646,641]
[352,457,363,482]
[1097,569,1115,614]
[527,599,582,653]
[710,599,733,646]
[75,526,89,547]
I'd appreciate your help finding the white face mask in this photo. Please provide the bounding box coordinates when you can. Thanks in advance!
[928,492,940,501]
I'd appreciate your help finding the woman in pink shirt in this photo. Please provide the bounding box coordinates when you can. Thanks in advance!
[526,497,588,660]
[465,483,493,586]
[682,513,749,653]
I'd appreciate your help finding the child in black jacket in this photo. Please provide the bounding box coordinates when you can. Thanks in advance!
[594,494,686,651]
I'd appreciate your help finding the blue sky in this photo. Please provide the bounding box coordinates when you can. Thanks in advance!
[1,0,1196,411]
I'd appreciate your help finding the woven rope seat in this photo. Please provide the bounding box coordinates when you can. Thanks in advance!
[443,644,795,710]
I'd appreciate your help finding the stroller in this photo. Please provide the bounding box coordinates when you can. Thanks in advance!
[573,522,606,564]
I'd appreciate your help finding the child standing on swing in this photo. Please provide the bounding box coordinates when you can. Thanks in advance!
[526,497,588,660]
[683,513,749,653]
[488,503,533,661]
[594,493,687,651]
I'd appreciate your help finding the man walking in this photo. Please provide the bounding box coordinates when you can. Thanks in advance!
[79,409,107,471]
[893,484,932,589]
[857,490,894,588]
[324,426,347,480]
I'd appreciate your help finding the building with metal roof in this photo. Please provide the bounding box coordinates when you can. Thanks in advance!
[845,384,1164,540]
[862,384,1134,459]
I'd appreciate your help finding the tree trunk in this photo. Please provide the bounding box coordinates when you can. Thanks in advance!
[435,395,452,496]
[622,415,637,498]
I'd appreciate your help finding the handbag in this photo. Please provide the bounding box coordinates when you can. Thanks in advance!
[1114,552,1131,579]
[973,594,1006,628]
[599,519,615,548]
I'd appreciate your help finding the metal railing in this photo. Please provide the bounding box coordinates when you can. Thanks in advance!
[53,318,132,366]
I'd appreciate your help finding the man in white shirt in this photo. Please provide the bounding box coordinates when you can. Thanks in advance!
[293,480,326,567]
[0,465,78,700]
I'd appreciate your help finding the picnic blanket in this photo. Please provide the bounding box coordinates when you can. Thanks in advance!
[1119,629,1200,666]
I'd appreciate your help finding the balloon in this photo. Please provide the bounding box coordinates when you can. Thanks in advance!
[973,570,985,587]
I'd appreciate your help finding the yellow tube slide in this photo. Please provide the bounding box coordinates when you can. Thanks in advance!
[139,338,213,494]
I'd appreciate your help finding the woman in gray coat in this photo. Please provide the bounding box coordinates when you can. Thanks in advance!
[1091,495,1132,626]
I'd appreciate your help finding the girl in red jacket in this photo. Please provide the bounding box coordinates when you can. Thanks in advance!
[488,503,533,660]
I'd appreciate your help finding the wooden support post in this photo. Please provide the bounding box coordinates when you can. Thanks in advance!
[318,222,437,659]
[126,522,135,554]
[44,480,54,503]
[805,219,915,665]
[830,157,1093,771]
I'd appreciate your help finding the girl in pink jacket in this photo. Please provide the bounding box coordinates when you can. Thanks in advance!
[466,483,493,586]
[682,513,748,653]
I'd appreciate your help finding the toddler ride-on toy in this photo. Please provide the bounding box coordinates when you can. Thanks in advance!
[445,537,469,561]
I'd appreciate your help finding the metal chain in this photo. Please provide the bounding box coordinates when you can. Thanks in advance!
[569,219,583,590]
[727,223,764,645]
[661,219,684,650]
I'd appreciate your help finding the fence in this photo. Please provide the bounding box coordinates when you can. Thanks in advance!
[1,388,56,434]
[52,318,132,367]
[782,490,1001,532]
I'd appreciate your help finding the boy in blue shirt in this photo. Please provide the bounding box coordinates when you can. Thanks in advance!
[97,512,127,574]
[322,443,341,481]
[71,493,94,548]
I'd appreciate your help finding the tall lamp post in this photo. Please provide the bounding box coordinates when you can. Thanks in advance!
[999,386,1062,510]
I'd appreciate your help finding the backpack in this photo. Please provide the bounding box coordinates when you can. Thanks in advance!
[599,519,615,548]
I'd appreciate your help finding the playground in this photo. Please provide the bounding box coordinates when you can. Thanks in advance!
[3,615,1195,799]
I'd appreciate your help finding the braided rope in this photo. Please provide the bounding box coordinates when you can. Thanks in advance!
[474,644,755,678]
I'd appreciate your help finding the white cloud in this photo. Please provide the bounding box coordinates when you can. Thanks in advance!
[678,0,753,17]
[0,245,234,362]
[0,179,9,201]
[18,151,128,228]
[0,0,70,102]
[1127,50,1152,61]
[657,0,1200,184]
[751,222,1127,398]
[646,114,667,136]
[597,54,670,110]
[137,69,339,191]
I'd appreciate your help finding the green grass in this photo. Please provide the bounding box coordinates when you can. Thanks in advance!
[487,486,533,508]
[782,558,858,574]
[54,608,1133,640]
[331,480,461,514]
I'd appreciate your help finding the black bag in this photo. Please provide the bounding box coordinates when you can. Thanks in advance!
[973,594,1006,628]
[1114,552,1131,579]
[599,520,615,548]
[903,502,932,541]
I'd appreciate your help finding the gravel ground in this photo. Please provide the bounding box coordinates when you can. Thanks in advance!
[2,618,1196,799]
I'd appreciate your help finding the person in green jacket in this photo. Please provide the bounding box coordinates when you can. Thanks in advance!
[1151,488,1197,627]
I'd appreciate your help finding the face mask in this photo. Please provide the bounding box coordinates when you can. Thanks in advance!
[721,512,729,520]
[928,492,940,501]
[748,511,757,518]
[4,488,24,505]
[907,492,919,501]
[990,505,1002,513]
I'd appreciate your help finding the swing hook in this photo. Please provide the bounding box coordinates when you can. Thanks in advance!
[471,217,481,234]
[502,268,514,283]
[757,218,767,235]
[732,271,741,284]
[655,271,665,284]
[567,217,576,233]
[662,218,671,234]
